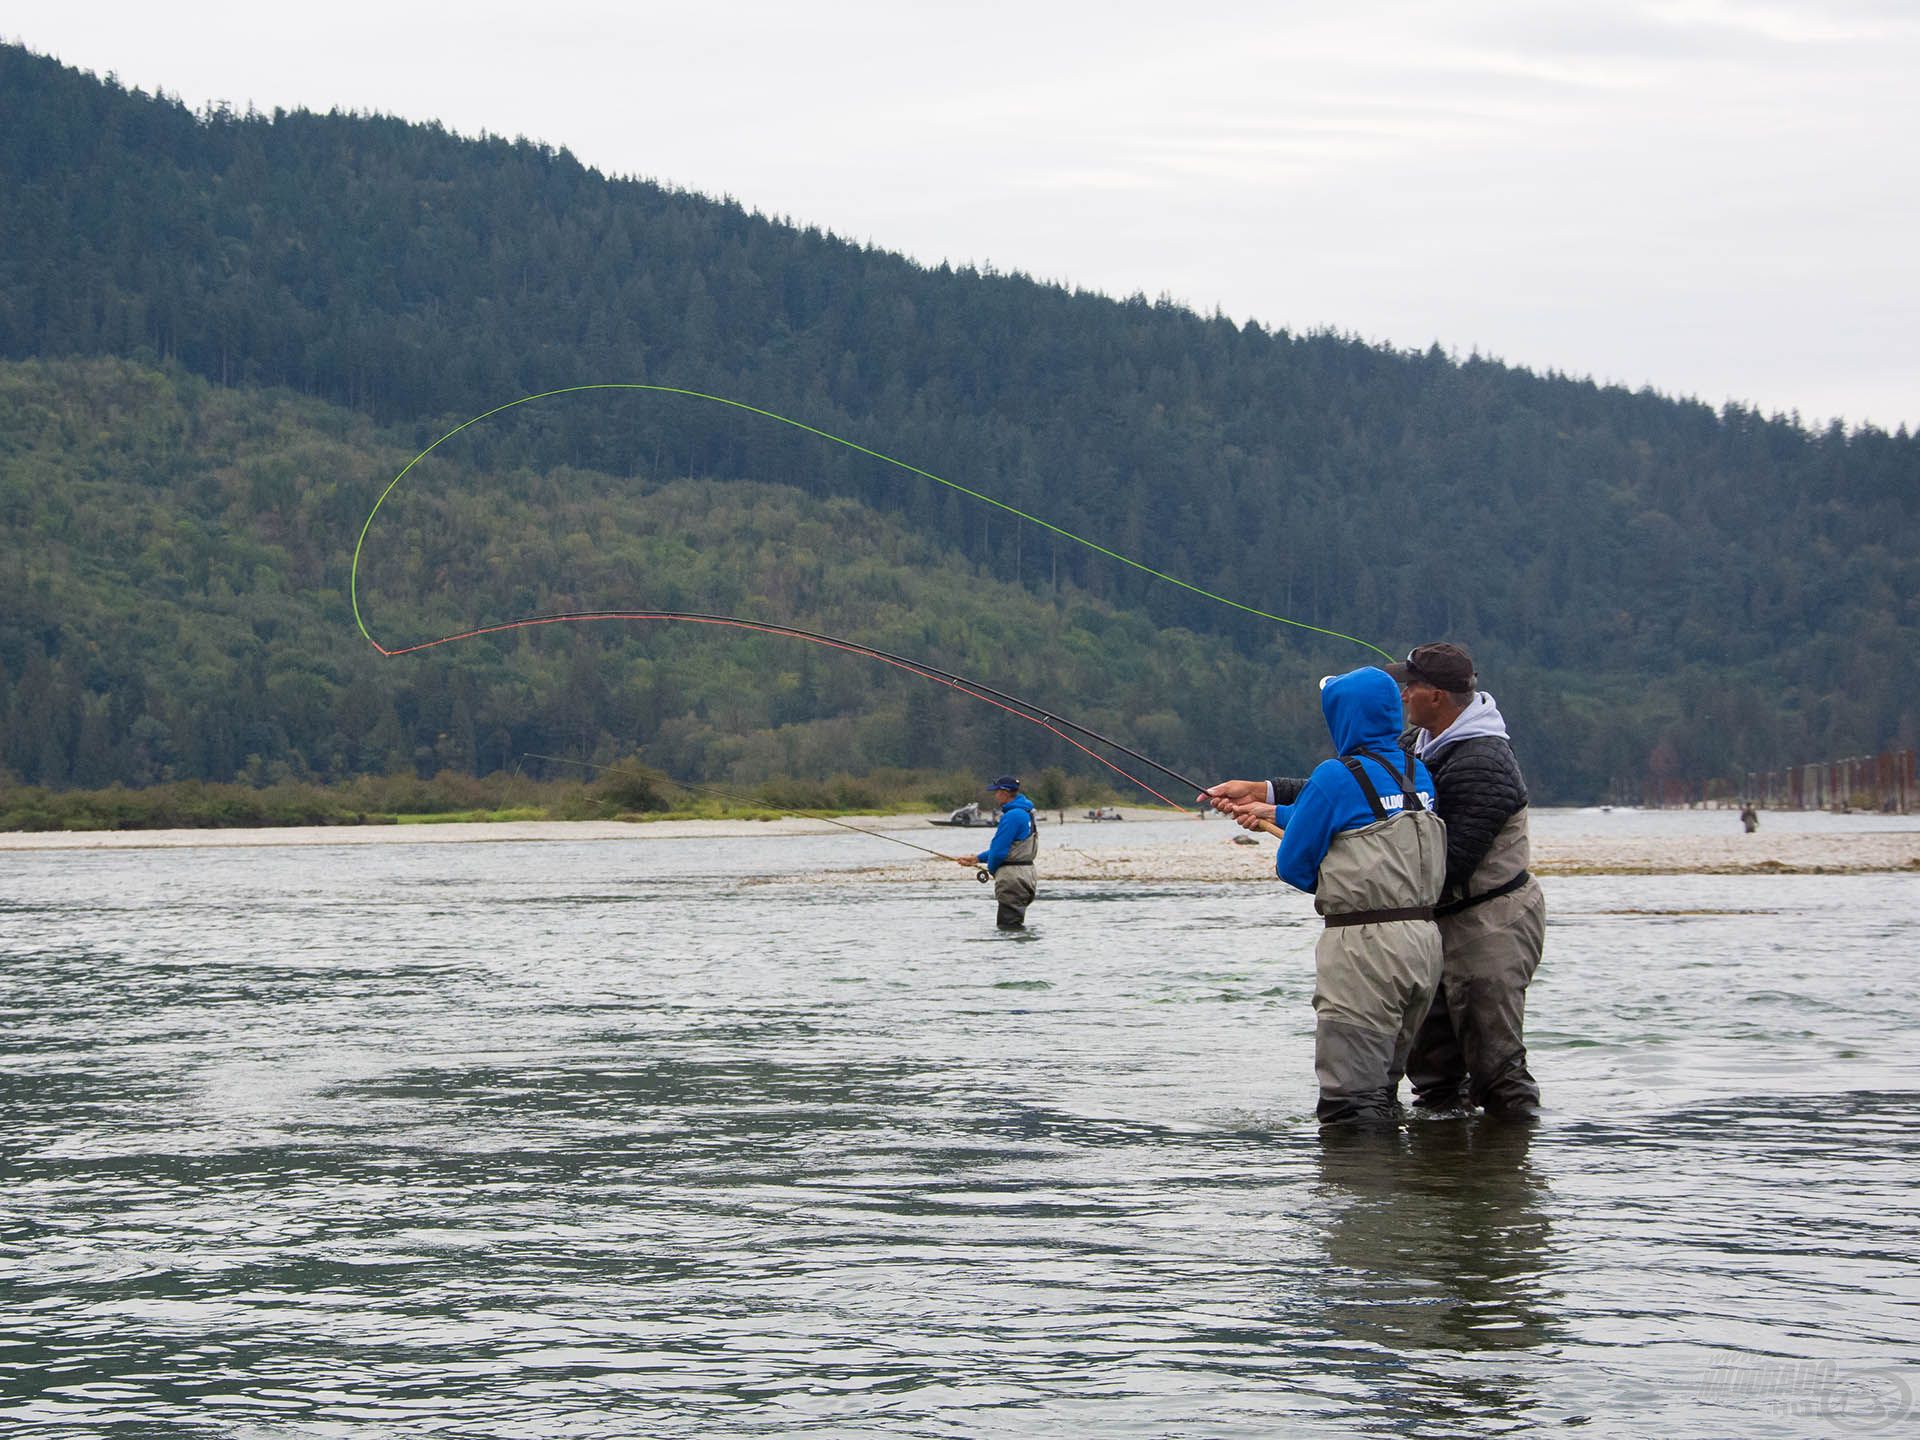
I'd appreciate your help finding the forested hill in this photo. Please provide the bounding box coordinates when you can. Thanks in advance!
[2,42,1916,802]
[0,358,1288,799]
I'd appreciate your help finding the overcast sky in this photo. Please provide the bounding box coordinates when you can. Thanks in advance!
[9,1,1918,430]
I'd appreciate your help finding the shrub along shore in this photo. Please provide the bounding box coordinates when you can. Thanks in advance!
[0,765,1110,833]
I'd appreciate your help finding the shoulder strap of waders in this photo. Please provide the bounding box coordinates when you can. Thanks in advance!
[1337,755,1391,821]
[1353,745,1427,813]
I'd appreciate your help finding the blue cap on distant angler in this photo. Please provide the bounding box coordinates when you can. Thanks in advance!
[987,775,1021,792]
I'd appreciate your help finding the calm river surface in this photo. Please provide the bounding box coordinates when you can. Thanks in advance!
[3,811,1917,1437]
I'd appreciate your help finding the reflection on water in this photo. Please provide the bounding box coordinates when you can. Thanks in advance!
[1271,1120,1557,1435]
[1,830,1915,1436]
[1312,1120,1552,1349]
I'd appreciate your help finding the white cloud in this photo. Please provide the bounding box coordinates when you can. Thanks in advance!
[6,0,1917,426]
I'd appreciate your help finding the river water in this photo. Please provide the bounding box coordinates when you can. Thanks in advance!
[3,812,1916,1437]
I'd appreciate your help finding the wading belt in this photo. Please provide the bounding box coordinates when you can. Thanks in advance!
[1435,869,1532,918]
[1321,747,1435,928]
[1325,906,1435,928]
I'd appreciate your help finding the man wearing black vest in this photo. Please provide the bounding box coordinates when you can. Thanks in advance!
[1385,643,1545,1118]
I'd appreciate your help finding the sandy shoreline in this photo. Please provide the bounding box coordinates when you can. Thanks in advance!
[794,830,1920,885]
[3,810,1915,877]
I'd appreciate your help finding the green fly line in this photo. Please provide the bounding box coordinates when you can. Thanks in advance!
[350,382,1394,661]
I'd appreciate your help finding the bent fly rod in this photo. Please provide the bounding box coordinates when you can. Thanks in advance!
[525,752,997,878]
[350,384,1382,811]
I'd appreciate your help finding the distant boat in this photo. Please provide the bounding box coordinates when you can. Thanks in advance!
[930,803,996,828]
[929,803,1043,828]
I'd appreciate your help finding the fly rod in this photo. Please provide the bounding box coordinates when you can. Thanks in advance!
[524,753,995,876]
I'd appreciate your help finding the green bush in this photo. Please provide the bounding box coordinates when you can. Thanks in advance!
[590,758,671,813]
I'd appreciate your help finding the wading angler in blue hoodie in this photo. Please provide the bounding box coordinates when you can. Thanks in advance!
[1201,668,1447,1124]
[951,776,1038,930]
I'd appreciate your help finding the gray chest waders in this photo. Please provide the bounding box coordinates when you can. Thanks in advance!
[1321,746,1439,927]
[992,821,1038,928]
[1309,746,1446,1125]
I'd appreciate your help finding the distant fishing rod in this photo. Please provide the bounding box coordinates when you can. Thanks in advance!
[413,610,1210,812]
[525,752,994,875]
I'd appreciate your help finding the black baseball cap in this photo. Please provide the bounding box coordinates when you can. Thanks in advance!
[1385,643,1476,694]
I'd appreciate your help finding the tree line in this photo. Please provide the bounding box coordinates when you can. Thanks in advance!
[1,42,1914,801]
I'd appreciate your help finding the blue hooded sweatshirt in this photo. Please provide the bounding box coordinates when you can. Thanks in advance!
[1272,667,1437,894]
[977,793,1036,872]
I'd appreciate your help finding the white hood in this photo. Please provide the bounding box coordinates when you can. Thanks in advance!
[1414,691,1511,761]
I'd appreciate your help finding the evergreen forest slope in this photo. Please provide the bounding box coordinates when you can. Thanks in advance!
[2,43,1915,802]
[1,359,1279,798]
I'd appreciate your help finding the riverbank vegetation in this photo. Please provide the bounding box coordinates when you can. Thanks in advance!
[0,765,1105,833]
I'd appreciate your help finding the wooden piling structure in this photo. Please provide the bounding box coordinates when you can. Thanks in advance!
[1724,748,1915,813]
[1637,748,1915,811]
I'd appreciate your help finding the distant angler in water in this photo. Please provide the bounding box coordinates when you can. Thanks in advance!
[954,776,1038,930]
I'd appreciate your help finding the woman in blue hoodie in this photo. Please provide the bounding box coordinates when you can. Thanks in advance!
[1203,668,1447,1124]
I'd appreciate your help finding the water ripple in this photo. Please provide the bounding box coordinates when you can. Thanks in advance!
[1,835,1915,1435]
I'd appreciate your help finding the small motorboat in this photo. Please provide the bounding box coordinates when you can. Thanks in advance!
[930,802,996,828]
